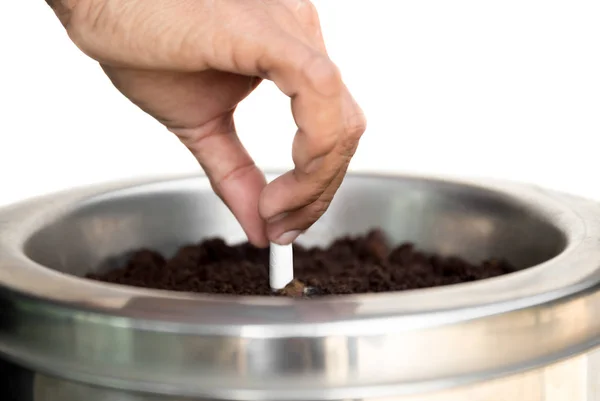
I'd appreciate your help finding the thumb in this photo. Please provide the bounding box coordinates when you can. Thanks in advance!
[171,113,269,248]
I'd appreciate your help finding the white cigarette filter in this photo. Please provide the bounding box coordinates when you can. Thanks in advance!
[269,243,294,290]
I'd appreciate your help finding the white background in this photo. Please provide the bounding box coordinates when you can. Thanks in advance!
[1,1,599,207]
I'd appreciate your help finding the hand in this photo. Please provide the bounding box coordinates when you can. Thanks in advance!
[48,0,366,247]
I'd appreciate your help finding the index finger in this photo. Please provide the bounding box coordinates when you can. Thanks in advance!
[206,21,363,227]
[260,88,366,222]
[207,25,345,160]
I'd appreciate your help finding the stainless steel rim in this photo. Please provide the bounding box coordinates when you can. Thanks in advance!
[1,172,600,400]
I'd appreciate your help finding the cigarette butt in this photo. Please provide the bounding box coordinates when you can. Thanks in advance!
[269,243,294,290]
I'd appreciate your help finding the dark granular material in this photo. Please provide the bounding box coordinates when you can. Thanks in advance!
[86,229,517,296]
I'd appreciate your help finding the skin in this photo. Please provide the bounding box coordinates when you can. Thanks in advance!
[45,0,366,247]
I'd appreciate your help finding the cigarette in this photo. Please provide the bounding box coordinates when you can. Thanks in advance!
[269,243,294,290]
[266,173,294,290]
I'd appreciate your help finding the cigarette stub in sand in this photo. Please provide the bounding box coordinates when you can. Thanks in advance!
[266,173,294,290]
[269,243,294,290]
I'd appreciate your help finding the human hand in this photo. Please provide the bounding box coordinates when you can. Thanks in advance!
[47,0,366,247]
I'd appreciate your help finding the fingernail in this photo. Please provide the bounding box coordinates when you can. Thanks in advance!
[304,156,325,174]
[273,230,302,245]
[267,212,288,224]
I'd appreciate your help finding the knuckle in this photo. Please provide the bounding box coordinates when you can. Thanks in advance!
[338,111,366,156]
[304,183,328,206]
[345,111,367,141]
[338,137,359,159]
[295,0,319,25]
[292,168,331,203]
[302,55,342,97]
[213,162,258,188]
[302,198,331,227]
[304,0,319,18]
[170,114,234,151]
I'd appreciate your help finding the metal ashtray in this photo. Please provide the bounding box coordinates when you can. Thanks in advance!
[1,172,600,401]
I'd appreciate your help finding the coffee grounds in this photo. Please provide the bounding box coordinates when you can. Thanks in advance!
[86,229,517,296]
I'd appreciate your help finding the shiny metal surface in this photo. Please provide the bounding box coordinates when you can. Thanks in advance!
[1,173,600,400]
[2,350,600,401]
